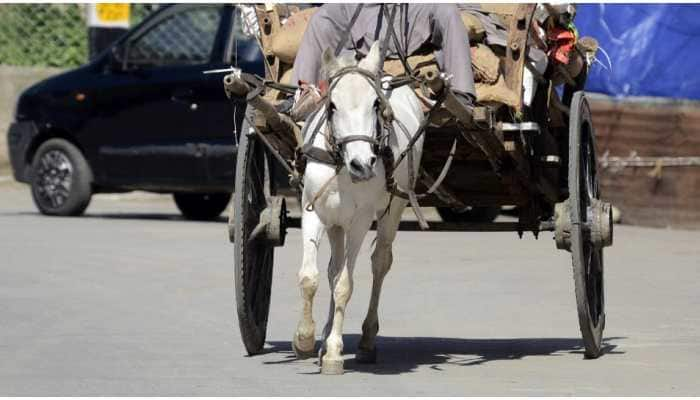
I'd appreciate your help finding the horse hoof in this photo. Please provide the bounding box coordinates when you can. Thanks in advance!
[355,347,377,364]
[292,340,316,359]
[320,358,344,375]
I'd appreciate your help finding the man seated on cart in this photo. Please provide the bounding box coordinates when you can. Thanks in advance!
[286,3,478,118]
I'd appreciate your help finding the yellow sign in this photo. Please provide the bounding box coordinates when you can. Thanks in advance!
[95,4,130,26]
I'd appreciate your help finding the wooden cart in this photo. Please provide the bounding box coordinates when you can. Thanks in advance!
[225,4,613,359]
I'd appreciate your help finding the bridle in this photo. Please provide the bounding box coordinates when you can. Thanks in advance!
[303,65,395,169]
[325,66,394,163]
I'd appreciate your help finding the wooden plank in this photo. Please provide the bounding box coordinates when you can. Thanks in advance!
[591,97,700,229]
[598,167,700,229]
[255,5,281,82]
[503,4,536,114]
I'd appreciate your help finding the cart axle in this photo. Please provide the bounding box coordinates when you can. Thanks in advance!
[554,198,613,251]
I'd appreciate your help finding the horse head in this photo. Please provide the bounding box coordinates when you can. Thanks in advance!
[321,42,383,183]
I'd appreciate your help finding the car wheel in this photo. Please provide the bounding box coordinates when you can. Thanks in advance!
[30,138,93,216]
[436,206,501,223]
[173,192,231,221]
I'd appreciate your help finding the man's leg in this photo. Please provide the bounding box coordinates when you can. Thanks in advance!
[291,7,342,86]
[429,4,477,101]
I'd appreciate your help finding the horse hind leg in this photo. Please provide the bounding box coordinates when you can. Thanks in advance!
[293,207,325,359]
[357,198,407,364]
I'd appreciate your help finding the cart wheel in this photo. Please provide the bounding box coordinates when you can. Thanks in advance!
[233,110,277,355]
[566,91,612,358]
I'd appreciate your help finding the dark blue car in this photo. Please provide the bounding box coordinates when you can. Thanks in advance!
[7,4,264,219]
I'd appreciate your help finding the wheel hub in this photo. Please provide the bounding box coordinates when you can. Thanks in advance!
[555,198,613,251]
[588,199,613,248]
[36,150,73,208]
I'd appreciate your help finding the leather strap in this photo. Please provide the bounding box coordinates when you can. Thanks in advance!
[334,135,379,147]
[304,147,339,166]
[335,4,365,57]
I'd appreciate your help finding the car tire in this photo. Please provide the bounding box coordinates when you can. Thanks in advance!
[173,192,231,221]
[436,206,501,223]
[30,138,93,216]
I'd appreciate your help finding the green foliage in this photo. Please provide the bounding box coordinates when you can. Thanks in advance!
[0,4,88,67]
[0,4,158,68]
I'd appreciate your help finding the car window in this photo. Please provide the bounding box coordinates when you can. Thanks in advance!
[229,7,263,64]
[128,6,224,67]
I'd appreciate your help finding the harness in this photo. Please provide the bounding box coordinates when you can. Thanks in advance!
[290,5,461,228]
[302,66,391,168]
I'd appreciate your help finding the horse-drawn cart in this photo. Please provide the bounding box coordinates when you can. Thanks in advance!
[224,4,613,364]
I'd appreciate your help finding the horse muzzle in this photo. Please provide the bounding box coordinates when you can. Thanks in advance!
[347,156,377,183]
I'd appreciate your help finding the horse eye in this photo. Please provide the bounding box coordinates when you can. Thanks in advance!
[328,101,337,112]
[373,99,381,109]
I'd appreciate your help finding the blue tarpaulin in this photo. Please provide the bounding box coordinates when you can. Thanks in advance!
[575,4,700,100]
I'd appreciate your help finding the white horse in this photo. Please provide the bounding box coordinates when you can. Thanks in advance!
[292,42,425,375]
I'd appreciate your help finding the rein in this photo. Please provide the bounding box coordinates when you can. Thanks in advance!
[301,65,396,212]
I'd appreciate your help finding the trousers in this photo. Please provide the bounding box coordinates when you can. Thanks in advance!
[291,4,476,97]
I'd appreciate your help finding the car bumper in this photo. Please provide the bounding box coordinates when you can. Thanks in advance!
[7,121,39,183]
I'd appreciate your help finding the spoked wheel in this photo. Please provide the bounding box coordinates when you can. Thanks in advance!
[232,108,287,355]
[555,91,613,359]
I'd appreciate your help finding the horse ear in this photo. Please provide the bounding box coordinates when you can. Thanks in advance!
[359,41,382,73]
[321,47,339,78]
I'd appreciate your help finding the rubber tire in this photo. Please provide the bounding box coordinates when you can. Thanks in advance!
[436,206,500,223]
[173,192,231,221]
[30,138,92,216]
[233,111,275,356]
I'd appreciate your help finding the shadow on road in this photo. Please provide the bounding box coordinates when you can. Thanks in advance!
[263,335,625,375]
[4,211,227,224]
[4,212,523,233]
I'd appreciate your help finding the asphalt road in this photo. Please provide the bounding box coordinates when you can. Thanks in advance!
[1,181,699,395]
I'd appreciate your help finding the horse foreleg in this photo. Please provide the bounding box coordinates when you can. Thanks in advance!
[321,212,373,375]
[357,198,408,363]
[293,206,325,359]
[319,225,344,356]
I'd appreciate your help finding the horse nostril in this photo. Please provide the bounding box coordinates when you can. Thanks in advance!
[369,156,377,168]
[350,158,363,173]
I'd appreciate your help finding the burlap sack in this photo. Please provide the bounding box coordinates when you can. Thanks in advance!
[269,7,318,64]
[383,54,439,79]
[461,11,485,42]
[479,4,519,16]
[471,44,500,84]
[475,75,519,109]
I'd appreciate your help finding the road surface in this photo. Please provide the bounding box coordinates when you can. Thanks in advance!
[1,181,699,395]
